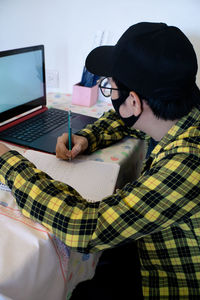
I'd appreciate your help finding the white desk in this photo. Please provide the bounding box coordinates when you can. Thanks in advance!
[0,93,145,300]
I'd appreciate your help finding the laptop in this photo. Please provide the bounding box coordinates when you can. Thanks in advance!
[0,45,97,154]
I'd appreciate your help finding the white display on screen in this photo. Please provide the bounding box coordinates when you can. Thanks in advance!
[0,50,44,113]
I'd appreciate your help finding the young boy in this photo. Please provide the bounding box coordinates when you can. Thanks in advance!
[0,22,200,298]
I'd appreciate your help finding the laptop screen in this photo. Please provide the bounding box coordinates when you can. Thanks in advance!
[0,45,46,123]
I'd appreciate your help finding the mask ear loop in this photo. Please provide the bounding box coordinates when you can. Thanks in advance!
[112,77,144,126]
[112,92,143,127]
[138,96,143,115]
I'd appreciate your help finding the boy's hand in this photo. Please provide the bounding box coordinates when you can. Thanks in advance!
[0,143,11,156]
[56,133,88,160]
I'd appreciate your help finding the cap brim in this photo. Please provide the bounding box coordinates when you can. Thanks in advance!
[85,45,114,77]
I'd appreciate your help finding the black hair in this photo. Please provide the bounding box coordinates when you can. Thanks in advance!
[113,77,200,121]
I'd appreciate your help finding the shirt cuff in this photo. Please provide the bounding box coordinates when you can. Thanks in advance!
[75,129,96,154]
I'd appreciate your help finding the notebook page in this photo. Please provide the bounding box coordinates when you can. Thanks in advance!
[24,150,120,202]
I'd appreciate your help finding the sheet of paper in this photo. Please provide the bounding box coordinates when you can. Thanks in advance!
[24,150,120,202]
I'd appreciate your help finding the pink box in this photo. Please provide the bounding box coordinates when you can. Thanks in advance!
[72,83,99,107]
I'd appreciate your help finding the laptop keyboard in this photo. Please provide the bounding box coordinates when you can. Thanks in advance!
[1,108,70,142]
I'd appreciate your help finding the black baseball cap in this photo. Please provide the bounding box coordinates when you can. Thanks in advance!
[86,22,200,99]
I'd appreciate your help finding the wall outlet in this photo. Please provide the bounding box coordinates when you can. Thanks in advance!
[46,70,59,88]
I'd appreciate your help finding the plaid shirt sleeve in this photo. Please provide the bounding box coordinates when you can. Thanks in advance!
[76,109,147,153]
[0,142,199,253]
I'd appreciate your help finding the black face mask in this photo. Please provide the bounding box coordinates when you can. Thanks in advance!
[111,91,141,128]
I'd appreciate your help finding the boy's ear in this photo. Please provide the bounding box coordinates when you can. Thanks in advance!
[129,91,142,116]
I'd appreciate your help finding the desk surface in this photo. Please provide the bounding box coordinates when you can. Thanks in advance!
[0,93,145,300]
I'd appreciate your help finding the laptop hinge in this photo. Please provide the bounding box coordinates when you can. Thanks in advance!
[0,106,48,131]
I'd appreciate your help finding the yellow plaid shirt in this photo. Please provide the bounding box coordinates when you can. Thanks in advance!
[0,107,200,299]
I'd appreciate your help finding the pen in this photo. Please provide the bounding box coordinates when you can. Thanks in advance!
[68,110,72,160]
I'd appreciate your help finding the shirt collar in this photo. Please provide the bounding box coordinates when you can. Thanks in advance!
[150,106,200,158]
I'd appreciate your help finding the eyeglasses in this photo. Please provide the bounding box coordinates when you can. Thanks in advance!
[99,77,125,98]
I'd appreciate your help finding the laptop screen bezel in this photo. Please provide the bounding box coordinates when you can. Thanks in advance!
[0,45,46,123]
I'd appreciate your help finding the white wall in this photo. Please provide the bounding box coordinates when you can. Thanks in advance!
[0,0,200,93]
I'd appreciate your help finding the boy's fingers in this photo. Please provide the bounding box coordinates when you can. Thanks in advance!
[56,134,69,159]
[56,133,88,160]
[71,144,82,158]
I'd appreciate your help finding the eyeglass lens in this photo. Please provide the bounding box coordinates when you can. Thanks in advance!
[100,78,112,97]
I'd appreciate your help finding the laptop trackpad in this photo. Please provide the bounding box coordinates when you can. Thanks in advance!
[30,135,58,154]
